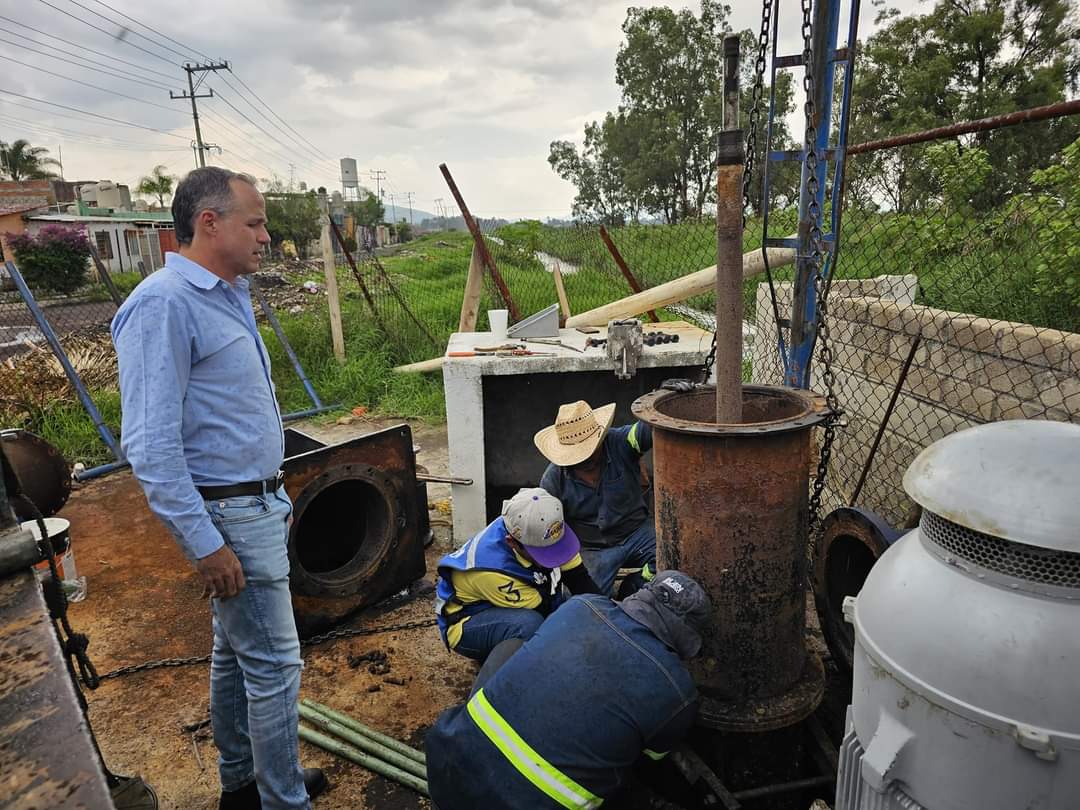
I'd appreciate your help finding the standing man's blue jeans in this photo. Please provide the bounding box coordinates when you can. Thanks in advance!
[207,488,309,810]
[453,607,545,661]
[580,522,657,596]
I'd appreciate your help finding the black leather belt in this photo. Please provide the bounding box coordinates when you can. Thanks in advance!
[198,471,284,501]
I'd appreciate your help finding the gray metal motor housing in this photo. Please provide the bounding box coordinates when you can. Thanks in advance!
[837,420,1080,809]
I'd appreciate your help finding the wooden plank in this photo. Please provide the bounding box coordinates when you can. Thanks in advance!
[393,356,446,374]
[552,262,571,324]
[565,242,796,328]
[319,198,346,363]
[458,243,485,332]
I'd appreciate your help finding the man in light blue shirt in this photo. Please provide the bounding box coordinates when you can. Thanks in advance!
[113,167,326,810]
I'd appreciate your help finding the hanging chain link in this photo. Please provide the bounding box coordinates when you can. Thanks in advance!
[99,617,439,681]
[700,3,772,385]
[799,0,842,543]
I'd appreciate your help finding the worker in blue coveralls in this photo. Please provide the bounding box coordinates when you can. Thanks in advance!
[426,570,710,810]
[536,400,655,596]
[435,487,602,661]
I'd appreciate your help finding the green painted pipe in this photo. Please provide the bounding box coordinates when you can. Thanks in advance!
[298,705,428,780]
[300,698,427,764]
[299,726,430,797]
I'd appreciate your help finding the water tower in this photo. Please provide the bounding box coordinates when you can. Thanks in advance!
[340,157,359,201]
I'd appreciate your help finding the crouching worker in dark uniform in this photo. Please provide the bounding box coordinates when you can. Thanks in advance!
[426,571,710,809]
[434,487,601,661]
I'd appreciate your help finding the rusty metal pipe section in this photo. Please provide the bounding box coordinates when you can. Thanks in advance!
[282,425,427,637]
[633,385,829,731]
[715,34,744,424]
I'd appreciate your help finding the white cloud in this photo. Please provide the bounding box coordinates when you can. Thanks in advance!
[1,0,926,218]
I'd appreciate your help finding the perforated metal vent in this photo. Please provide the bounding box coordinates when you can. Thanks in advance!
[921,510,1080,590]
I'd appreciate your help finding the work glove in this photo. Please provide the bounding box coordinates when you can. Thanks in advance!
[659,378,696,393]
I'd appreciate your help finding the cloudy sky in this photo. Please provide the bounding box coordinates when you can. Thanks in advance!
[1,0,922,219]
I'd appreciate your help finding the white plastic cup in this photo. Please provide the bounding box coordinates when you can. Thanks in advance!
[488,309,509,342]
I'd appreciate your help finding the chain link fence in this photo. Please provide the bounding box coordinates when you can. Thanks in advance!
[466,118,1079,527]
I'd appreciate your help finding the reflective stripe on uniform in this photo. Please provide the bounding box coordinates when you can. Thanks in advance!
[627,423,641,453]
[641,563,654,582]
[643,748,667,761]
[467,688,603,809]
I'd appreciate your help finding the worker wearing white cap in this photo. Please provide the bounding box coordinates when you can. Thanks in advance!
[434,487,602,661]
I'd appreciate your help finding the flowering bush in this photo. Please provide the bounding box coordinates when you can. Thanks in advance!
[7,225,91,294]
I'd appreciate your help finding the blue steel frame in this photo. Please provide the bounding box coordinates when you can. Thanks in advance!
[759,0,859,388]
[7,260,336,481]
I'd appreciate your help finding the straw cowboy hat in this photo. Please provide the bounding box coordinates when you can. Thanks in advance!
[534,400,617,467]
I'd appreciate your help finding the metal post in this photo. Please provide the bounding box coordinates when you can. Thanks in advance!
[439,163,521,321]
[597,225,659,323]
[252,279,324,410]
[787,0,843,388]
[715,34,744,423]
[6,261,124,463]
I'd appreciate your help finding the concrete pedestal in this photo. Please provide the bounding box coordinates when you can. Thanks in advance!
[443,321,711,543]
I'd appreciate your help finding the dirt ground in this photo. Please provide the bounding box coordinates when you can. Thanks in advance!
[60,417,474,810]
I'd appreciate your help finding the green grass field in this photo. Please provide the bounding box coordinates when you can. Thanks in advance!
[8,208,1075,468]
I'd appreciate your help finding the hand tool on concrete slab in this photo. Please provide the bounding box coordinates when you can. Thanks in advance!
[447,349,557,358]
[523,338,584,353]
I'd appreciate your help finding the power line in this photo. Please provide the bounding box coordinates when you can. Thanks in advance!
[0,33,176,91]
[198,111,314,180]
[0,112,189,150]
[0,14,179,81]
[84,0,215,63]
[215,72,337,171]
[208,89,332,178]
[34,0,180,66]
[225,68,334,161]
[56,0,195,62]
[0,88,189,139]
[0,53,185,114]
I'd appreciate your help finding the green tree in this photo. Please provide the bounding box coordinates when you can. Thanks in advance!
[135,164,175,209]
[1026,134,1080,330]
[849,0,1080,211]
[265,193,321,258]
[347,189,385,229]
[0,139,59,181]
[549,2,797,223]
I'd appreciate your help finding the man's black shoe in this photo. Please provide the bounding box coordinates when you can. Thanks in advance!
[218,780,259,810]
[218,770,328,809]
[304,768,329,801]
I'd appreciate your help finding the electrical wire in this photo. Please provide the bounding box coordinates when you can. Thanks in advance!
[225,68,334,161]
[0,112,189,150]
[59,0,197,62]
[84,0,216,63]
[0,88,189,139]
[0,53,185,115]
[0,33,176,91]
[34,0,181,66]
[0,14,179,81]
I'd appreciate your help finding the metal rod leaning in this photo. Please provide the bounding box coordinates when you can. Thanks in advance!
[298,726,429,796]
[301,699,426,764]
[298,705,427,779]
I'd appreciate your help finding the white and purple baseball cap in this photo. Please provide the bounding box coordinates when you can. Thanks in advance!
[501,487,580,568]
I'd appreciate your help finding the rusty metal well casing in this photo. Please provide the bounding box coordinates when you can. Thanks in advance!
[633,385,828,731]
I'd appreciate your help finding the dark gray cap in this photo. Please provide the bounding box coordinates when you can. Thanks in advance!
[618,570,711,659]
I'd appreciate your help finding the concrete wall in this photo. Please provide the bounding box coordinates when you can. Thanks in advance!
[751,276,1080,525]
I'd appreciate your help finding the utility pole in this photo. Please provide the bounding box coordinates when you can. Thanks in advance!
[388,192,397,223]
[369,169,386,201]
[434,197,444,219]
[404,191,414,225]
[171,61,229,167]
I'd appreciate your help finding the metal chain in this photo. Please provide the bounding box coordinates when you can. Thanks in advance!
[799,0,842,543]
[99,617,439,681]
[701,4,771,385]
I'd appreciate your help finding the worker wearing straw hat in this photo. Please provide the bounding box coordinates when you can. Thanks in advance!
[535,401,656,597]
